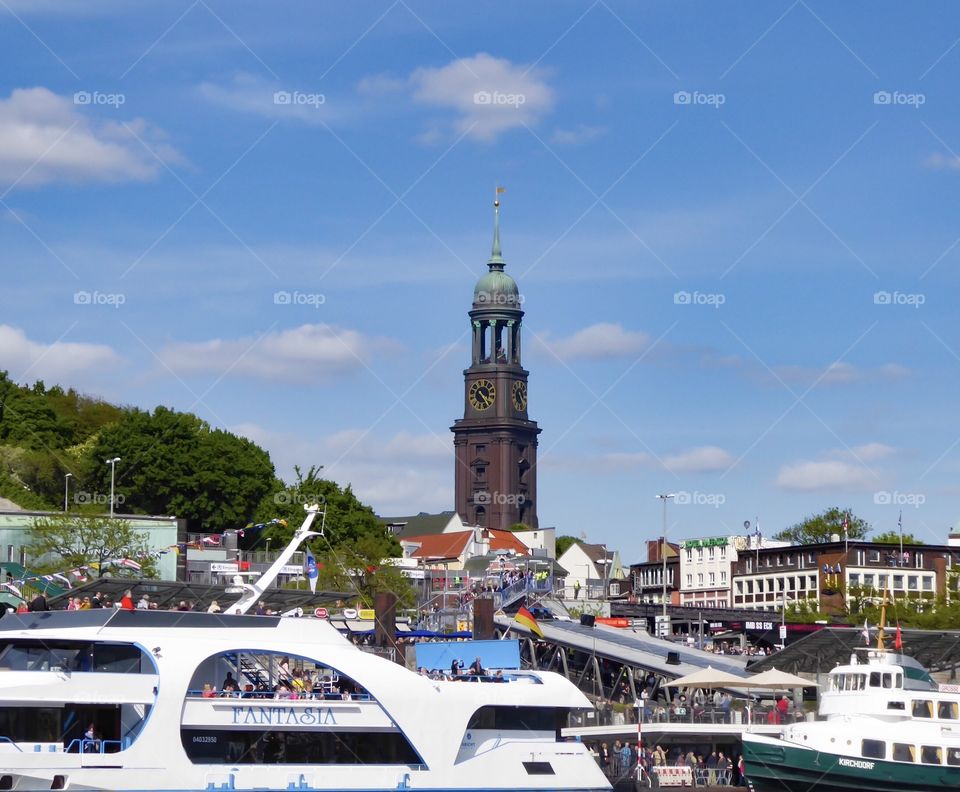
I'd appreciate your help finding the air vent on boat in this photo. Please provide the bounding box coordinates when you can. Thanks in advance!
[0,775,11,790]
[522,762,555,775]
[51,775,66,790]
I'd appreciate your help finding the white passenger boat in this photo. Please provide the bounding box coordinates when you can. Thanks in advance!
[742,646,960,790]
[0,507,610,792]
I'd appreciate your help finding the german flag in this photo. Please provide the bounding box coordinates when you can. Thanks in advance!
[515,606,544,638]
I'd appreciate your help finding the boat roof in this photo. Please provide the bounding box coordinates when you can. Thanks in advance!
[0,609,284,632]
[747,626,960,675]
[45,578,350,614]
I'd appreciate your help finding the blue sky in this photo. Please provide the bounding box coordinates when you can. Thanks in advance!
[3,1,960,562]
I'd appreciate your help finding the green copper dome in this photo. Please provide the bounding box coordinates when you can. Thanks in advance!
[473,197,522,309]
[473,269,520,307]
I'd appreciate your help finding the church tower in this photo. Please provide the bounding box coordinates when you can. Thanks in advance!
[451,196,540,530]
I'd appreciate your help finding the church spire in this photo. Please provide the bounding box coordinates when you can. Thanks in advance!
[488,187,505,271]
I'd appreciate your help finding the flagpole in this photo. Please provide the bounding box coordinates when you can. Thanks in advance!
[898,510,903,566]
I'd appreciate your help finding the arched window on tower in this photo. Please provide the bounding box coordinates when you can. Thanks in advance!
[494,323,506,363]
[475,506,487,527]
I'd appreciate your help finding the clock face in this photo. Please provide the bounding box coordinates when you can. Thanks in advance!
[512,381,528,411]
[469,379,496,410]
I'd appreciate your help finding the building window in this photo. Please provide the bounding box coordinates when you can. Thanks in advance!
[765,557,772,567]
[808,575,817,589]
[708,547,715,560]
[915,553,923,568]
[697,573,703,585]
[709,572,715,585]
[686,574,692,587]
[736,581,743,594]
[697,548,703,562]
[923,577,933,591]
[893,575,904,590]
[878,574,888,589]
[745,559,753,573]
[850,573,860,587]
[807,552,816,564]
[719,546,726,559]
[798,576,805,590]
[908,576,918,591]
[476,445,486,455]
[5,545,11,563]
[721,572,727,584]
[18,549,25,566]
[863,574,874,589]
[868,550,880,563]
[686,549,692,562]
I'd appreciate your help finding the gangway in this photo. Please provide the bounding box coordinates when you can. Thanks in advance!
[495,615,750,680]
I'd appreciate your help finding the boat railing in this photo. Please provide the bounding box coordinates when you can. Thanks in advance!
[0,736,21,752]
[63,738,123,754]
[186,689,374,701]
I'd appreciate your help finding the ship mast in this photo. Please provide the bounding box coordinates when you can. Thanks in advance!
[231,503,325,614]
[877,580,889,650]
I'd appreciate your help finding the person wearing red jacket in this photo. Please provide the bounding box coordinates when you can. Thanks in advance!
[119,589,135,610]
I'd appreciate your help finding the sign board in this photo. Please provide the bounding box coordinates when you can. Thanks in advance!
[680,537,729,549]
[342,608,358,619]
[314,607,328,618]
[779,625,788,641]
[279,565,302,575]
[401,568,425,579]
[358,608,375,621]
[654,615,672,637]
[209,562,239,573]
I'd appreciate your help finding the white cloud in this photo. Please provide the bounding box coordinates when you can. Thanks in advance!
[537,323,650,361]
[926,152,960,170]
[393,53,552,142]
[775,459,877,492]
[833,442,895,463]
[197,73,336,125]
[663,445,734,474]
[0,324,120,381]
[158,324,400,383]
[0,87,179,188]
[773,361,909,386]
[551,124,605,145]
[233,423,452,515]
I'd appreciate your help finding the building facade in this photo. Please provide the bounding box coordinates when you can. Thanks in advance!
[451,200,540,530]
[730,538,960,613]
[629,538,680,606]
[678,535,735,608]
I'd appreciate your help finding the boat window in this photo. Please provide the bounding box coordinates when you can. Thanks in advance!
[861,739,885,759]
[467,706,562,732]
[939,702,958,719]
[892,743,915,763]
[887,701,905,710]
[869,672,881,687]
[948,748,960,766]
[912,700,933,718]
[187,651,372,700]
[0,641,153,674]
[180,729,420,765]
[523,761,555,775]
[921,746,943,765]
[882,673,892,688]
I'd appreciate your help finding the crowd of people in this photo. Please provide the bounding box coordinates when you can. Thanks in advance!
[590,740,748,787]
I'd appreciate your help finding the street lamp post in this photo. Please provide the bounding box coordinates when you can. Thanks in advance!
[106,458,121,518]
[63,473,72,512]
[656,494,676,618]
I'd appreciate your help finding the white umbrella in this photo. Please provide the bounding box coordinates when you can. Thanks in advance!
[663,666,747,688]
[747,667,818,689]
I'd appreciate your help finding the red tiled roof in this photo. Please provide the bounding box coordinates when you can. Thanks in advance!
[405,531,473,560]
[487,529,529,554]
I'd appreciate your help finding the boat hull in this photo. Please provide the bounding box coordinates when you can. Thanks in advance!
[743,735,960,791]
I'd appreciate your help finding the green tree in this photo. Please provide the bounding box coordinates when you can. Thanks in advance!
[89,407,275,532]
[26,513,159,578]
[873,530,924,545]
[774,507,870,544]
[312,534,415,608]
[556,535,579,556]
[253,466,400,557]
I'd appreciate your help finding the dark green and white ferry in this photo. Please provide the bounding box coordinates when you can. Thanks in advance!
[742,647,960,791]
